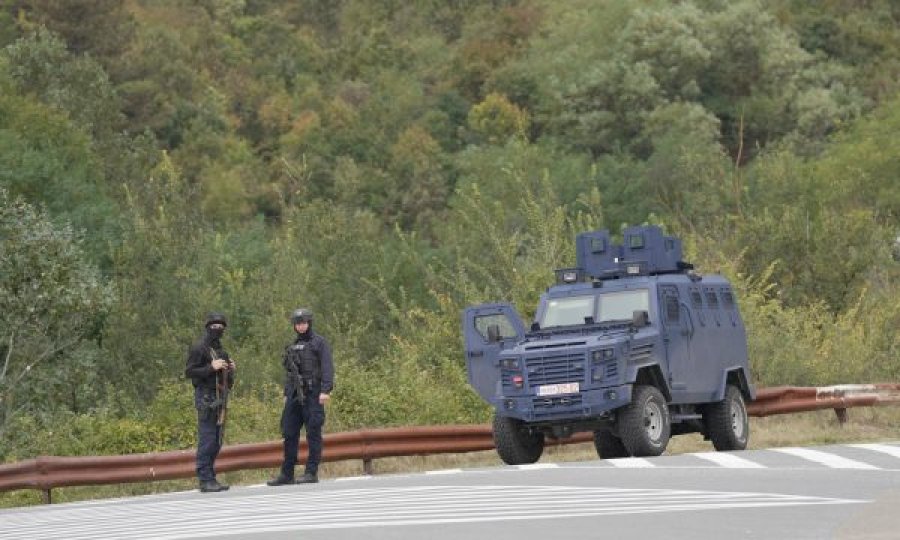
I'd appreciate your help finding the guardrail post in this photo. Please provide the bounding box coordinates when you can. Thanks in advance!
[41,489,51,505]
[363,458,373,476]
[834,407,848,426]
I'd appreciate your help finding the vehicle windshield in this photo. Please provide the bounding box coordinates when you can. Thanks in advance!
[540,295,595,328]
[597,289,650,322]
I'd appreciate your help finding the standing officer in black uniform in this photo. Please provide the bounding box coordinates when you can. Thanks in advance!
[185,312,235,493]
[268,308,334,485]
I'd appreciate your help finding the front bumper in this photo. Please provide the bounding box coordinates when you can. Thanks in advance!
[492,384,633,422]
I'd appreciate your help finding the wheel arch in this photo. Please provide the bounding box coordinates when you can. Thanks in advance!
[717,367,754,401]
[634,364,672,402]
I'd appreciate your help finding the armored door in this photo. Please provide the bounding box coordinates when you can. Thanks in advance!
[462,303,525,402]
[659,285,693,402]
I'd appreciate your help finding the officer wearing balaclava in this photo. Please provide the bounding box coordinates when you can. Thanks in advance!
[185,311,235,492]
[268,308,334,485]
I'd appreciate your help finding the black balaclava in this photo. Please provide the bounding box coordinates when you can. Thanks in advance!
[206,325,225,342]
[204,312,227,343]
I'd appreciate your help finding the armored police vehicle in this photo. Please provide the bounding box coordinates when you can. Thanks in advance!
[462,225,754,464]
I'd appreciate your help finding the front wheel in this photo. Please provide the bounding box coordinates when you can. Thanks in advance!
[593,429,630,459]
[704,384,749,451]
[492,413,545,465]
[617,385,671,457]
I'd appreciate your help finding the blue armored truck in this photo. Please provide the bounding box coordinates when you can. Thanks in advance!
[462,225,754,464]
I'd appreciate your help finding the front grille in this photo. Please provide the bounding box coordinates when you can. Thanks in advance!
[629,342,653,363]
[501,369,517,388]
[605,362,619,380]
[532,393,583,414]
[525,353,585,387]
[525,340,586,351]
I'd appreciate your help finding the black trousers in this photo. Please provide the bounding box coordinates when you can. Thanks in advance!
[280,388,325,477]
[194,387,222,483]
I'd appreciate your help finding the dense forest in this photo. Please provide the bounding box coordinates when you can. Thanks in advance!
[1,0,898,465]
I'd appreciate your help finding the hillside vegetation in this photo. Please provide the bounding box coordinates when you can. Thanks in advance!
[0,0,898,468]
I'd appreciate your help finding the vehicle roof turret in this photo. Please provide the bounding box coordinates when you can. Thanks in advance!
[555,225,692,284]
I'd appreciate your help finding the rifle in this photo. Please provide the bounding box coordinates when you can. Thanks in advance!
[284,344,307,404]
[210,348,233,447]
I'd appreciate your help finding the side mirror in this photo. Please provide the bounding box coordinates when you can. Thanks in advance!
[632,310,649,329]
[486,324,502,343]
[530,321,541,332]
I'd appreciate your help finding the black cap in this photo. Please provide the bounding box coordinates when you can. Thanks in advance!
[290,308,313,324]
[205,311,228,327]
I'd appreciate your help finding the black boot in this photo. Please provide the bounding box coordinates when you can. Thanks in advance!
[199,480,229,493]
[295,473,318,484]
[266,473,294,486]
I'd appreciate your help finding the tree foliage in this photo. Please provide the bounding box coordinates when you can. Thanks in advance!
[0,190,114,439]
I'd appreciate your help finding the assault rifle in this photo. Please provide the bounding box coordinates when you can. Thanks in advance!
[210,348,233,447]
[284,344,307,404]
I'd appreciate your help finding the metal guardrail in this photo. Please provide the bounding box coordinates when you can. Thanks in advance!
[2,384,898,503]
[746,383,900,420]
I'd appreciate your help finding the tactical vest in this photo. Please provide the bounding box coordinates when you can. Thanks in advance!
[287,341,321,387]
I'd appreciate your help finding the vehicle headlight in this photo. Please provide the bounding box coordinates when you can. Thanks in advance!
[591,349,615,363]
[500,357,520,369]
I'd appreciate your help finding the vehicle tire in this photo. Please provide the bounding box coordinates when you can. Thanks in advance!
[593,429,630,459]
[492,413,545,465]
[617,385,671,457]
[704,384,749,451]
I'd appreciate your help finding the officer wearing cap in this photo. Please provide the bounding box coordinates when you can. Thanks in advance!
[185,311,235,492]
[268,308,334,485]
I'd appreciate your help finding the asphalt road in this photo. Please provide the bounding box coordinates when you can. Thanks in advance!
[2,442,899,540]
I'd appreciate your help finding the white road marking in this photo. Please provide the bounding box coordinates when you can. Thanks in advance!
[848,443,900,460]
[514,463,559,470]
[689,452,766,468]
[4,444,894,539]
[334,475,373,481]
[0,485,863,540]
[772,447,879,469]
[607,457,655,468]
[425,468,463,475]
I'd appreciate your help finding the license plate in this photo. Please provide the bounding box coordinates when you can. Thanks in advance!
[537,382,579,396]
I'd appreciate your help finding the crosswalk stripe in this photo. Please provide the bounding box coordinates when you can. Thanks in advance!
[425,468,463,475]
[689,452,766,468]
[0,484,861,540]
[607,457,654,468]
[515,463,559,470]
[772,447,879,469]
[847,443,900,460]
[142,500,863,539]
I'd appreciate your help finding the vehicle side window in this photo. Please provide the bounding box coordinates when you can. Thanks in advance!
[690,288,705,327]
[665,294,679,323]
[690,290,702,309]
[474,314,518,341]
[722,290,735,309]
[722,288,738,327]
[705,291,719,309]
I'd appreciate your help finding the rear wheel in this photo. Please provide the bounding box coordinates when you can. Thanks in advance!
[617,385,671,457]
[492,413,545,465]
[704,384,749,451]
[593,429,630,459]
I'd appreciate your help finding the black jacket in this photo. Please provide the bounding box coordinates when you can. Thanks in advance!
[282,331,334,396]
[185,333,233,391]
